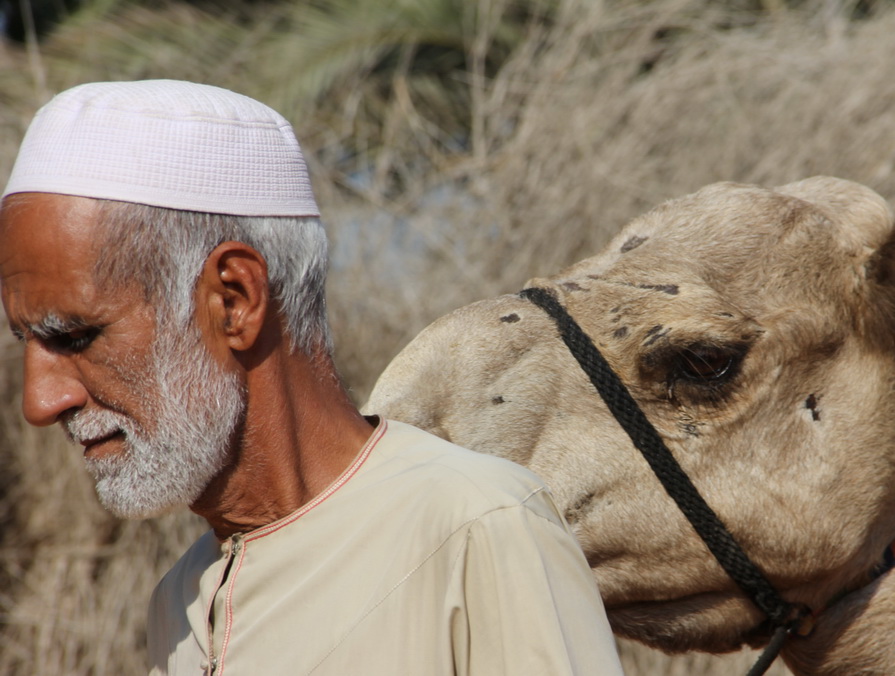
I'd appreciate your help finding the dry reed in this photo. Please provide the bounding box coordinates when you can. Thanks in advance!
[3,0,894,673]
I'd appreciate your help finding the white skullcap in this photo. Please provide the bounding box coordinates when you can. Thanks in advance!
[2,79,319,217]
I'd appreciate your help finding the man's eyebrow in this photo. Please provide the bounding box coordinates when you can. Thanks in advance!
[24,314,92,341]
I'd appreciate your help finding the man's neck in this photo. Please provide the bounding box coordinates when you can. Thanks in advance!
[190,348,375,540]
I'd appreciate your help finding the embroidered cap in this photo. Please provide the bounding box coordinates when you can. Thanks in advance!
[2,79,320,217]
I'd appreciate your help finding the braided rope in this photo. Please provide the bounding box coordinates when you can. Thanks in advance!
[520,287,802,637]
[746,626,789,676]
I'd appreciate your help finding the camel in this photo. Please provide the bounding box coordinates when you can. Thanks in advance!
[363,176,895,675]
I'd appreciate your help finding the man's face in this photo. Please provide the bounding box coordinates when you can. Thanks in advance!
[0,193,245,518]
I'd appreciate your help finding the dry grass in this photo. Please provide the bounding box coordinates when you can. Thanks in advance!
[3,0,895,673]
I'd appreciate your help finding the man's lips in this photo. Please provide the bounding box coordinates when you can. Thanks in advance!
[79,431,124,455]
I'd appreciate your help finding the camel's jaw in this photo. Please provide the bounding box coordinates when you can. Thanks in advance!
[598,543,895,655]
[604,591,768,653]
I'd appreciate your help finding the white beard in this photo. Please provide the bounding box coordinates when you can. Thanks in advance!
[65,323,245,519]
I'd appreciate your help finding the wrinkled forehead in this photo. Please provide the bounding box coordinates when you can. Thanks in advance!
[0,192,104,253]
[0,193,106,302]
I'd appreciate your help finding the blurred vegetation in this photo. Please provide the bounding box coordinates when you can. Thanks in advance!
[3,0,895,673]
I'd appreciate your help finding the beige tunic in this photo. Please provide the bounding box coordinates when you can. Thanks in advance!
[148,419,623,675]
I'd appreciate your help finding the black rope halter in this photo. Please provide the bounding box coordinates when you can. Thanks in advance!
[520,286,812,676]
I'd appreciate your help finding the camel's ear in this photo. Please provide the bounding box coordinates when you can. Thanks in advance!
[788,179,895,346]
[776,176,895,288]
[775,176,894,253]
[776,177,895,347]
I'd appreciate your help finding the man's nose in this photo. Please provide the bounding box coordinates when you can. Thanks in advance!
[21,342,89,426]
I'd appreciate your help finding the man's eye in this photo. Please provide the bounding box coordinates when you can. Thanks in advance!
[46,328,100,353]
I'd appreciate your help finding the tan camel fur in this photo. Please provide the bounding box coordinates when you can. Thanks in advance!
[364,177,895,675]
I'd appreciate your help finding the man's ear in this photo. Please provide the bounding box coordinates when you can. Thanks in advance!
[195,241,270,353]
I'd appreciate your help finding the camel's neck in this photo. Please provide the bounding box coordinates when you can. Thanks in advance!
[815,541,895,621]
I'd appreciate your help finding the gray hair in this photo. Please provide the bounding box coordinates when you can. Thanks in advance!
[92,200,332,356]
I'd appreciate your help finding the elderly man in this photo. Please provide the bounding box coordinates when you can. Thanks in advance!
[0,80,623,675]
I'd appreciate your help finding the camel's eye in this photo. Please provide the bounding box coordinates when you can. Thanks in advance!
[674,347,736,382]
[640,340,750,404]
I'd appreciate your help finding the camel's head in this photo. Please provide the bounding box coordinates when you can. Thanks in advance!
[364,177,895,654]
